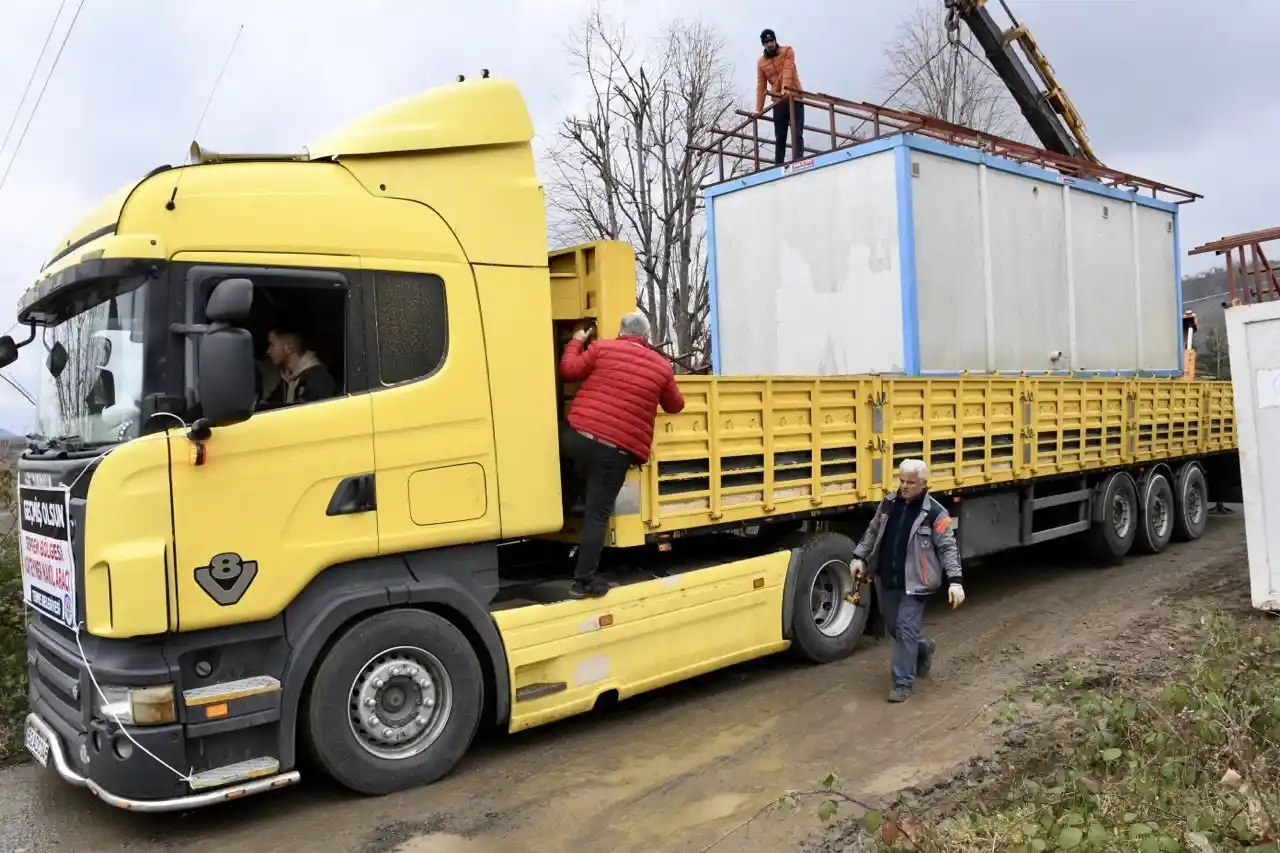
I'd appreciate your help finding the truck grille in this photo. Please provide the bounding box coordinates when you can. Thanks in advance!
[28,614,89,732]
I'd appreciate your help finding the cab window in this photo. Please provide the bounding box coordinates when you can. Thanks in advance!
[188,265,367,411]
[370,271,448,385]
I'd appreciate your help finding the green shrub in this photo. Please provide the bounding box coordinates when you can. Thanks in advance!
[823,615,1280,852]
[0,465,26,761]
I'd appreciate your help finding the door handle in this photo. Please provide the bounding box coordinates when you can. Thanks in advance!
[327,473,376,516]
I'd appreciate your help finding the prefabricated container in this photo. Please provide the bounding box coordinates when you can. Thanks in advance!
[705,133,1185,377]
[1224,298,1280,611]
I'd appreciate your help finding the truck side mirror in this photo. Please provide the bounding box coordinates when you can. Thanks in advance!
[198,327,256,427]
[0,336,16,369]
[206,277,254,324]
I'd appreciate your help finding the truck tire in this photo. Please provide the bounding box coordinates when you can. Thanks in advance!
[1087,472,1138,565]
[305,609,483,796]
[1171,462,1208,542]
[1134,472,1174,555]
[788,533,870,663]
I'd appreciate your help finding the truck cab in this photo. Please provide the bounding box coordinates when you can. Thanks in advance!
[13,77,684,808]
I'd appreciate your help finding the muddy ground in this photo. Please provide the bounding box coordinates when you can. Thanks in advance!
[0,512,1253,853]
[802,513,1264,853]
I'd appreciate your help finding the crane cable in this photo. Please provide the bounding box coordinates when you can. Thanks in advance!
[852,3,981,140]
[850,40,951,140]
[947,36,962,123]
[0,0,88,196]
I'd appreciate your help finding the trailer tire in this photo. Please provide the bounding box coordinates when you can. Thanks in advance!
[1087,472,1138,565]
[1134,472,1175,555]
[1172,462,1208,543]
[788,533,870,664]
[305,609,483,796]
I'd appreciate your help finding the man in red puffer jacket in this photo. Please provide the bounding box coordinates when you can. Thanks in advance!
[560,311,685,598]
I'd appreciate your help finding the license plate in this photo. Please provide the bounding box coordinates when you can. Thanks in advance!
[24,722,50,768]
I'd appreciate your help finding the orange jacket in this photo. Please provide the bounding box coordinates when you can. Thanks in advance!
[756,46,801,113]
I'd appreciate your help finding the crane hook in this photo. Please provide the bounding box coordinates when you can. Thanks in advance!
[944,1,962,44]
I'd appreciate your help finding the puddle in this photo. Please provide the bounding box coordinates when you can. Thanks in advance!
[861,756,965,796]
[391,835,528,853]
[673,792,751,826]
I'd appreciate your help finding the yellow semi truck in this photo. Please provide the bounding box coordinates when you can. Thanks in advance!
[6,78,1238,811]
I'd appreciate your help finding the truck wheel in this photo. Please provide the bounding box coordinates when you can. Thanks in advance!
[1134,472,1174,555]
[305,609,483,796]
[1171,462,1208,542]
[1087,472,1138,565]
[788,533,870,663]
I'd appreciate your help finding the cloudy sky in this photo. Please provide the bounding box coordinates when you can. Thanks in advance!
[0,0,1272,433]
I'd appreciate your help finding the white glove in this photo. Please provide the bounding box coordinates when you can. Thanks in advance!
[948,583,965,610]
[851,557,867,576]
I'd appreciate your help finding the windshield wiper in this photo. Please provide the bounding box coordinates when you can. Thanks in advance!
[25,433,89,453]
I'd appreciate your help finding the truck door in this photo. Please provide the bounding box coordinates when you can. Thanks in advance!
[362,261,500,554]
[168,263,379,631]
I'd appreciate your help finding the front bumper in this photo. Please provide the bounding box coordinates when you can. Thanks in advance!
[25,713,300,812]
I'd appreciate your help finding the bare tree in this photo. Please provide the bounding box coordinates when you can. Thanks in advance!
[543,3,739,369]
[1198,326,1232,380]
[880,5,1026,140]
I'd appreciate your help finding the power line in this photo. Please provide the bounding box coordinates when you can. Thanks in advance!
[0,0,68,163]
[1183,290,1230,305]
[0,372,35,407]
[0,0,88,197]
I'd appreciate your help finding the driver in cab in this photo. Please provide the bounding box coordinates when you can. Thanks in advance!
[260,325,337,407]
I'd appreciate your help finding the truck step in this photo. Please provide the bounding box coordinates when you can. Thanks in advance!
[183,675,281,707]
[189,756,281,791]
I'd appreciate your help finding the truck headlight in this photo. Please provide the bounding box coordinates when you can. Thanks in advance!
[95,684,176,725]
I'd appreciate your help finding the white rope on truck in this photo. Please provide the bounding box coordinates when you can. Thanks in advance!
[31,414,200,785]
[72,621,196,785]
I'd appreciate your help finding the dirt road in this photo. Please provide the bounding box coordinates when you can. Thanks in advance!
[0,513,1250,853]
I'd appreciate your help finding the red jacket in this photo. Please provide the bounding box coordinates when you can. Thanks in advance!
[560,335,686,463]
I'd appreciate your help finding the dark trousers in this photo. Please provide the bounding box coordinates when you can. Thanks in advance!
[878,587,935,689]
[560,426,632,581]
[772,100,805,165]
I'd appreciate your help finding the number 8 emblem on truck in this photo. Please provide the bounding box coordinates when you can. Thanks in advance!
[195,553,258,605]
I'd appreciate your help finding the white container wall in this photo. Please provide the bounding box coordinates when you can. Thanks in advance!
[1224,300,1280,612]
[710,149,904,375]
[706,134,1184,377]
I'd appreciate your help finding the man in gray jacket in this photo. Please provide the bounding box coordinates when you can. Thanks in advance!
[853,459,965,703]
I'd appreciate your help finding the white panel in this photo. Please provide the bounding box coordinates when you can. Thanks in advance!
[1224,299,1280,611]
[1136,205,1179,371]
[910,152,988,372]
[711,151,903,375]
[1070,192,1139,370]
[987,170,1070,371]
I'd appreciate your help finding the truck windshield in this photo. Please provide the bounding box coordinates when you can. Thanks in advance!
[33,276,150,446]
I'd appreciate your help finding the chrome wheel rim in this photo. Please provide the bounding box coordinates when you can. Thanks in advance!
[1112,490,1134,540]
[1151,491,1172,540]
[348,646,453,761]
[809,559,857,638]
[1186,479,1205,527]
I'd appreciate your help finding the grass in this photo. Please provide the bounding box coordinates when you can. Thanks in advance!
[0,464,26,762]
[811,612,1280,852]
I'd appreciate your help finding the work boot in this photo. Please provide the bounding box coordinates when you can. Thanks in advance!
[568,577,612,600]
[888,685,912,703]
[918,639,936,680]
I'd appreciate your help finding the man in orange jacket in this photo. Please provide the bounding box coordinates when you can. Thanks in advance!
[756,28,803,166]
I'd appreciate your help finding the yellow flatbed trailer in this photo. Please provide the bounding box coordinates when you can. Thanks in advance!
[610,375,1237,546]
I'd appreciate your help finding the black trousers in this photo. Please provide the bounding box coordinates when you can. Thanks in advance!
[560,426,633,581]
[772,100,805,165]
